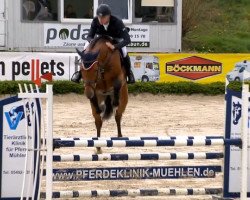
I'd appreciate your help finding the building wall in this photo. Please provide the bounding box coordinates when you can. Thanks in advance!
[5,0,182,52]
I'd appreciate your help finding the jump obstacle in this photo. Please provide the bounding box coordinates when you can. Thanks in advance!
[0,84,249,200]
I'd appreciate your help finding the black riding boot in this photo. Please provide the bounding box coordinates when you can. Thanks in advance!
[71,71,82,83]
[123,55,135,84]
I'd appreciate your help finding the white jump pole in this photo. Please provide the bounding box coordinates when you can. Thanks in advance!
[46,85,53,200]
[241,84,249,200]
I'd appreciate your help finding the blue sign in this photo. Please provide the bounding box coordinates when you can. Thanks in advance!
[5,110,23,130]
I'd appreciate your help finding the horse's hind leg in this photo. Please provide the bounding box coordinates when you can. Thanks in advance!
[113,79,122,107]
[115,84,128,138]
[115,113,122,137]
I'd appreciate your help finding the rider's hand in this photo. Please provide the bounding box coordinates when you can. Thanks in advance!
[106,42,115,50]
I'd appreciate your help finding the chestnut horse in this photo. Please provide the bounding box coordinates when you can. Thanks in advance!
[76,36,128,153]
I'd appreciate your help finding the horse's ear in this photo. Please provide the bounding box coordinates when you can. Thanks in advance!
[76,48,84,58]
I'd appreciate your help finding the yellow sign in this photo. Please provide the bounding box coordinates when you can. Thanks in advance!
[129,53,250,83]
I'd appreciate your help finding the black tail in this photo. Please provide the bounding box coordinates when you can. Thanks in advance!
[103,95,113,120]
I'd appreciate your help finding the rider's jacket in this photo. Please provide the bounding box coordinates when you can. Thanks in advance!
[87,15,131,50]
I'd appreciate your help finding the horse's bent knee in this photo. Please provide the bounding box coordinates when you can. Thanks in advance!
[114,79,122,90]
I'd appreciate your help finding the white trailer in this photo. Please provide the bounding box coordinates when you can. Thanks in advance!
[227,60,250,81]
[130,55,160,82]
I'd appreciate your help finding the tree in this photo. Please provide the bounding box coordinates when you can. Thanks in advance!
[182,0,205,37]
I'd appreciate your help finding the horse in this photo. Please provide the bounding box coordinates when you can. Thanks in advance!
[76,36,128,154]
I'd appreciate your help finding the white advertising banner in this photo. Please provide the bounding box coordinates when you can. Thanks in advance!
[44,24,89,48]
[0,52,71,81]
[44,23,150,48]
[0,97,40,198]
[127,25,150,47]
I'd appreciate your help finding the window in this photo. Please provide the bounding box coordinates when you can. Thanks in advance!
[63,0,93,19]
[99,0,129,20]
[146,63,153,69]
[61,0,132,23]
[22,0,58,21]
[153,63,159,70]
[141,0,174,7]
[134,62,141,68]
[134,0,175,23]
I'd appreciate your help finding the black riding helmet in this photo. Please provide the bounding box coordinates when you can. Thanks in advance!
[96,4,111,17]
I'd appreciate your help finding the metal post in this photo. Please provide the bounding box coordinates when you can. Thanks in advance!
[241,84,249,200]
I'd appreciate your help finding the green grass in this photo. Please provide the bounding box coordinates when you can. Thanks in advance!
[182,0,250,53]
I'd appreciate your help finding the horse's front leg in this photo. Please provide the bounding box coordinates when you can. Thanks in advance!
[90,102,103,154]
[90,94,102,114]
[113,79,122,107]
[95,114,103,154]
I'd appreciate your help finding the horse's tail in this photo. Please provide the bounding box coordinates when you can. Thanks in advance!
[103,95,113,120]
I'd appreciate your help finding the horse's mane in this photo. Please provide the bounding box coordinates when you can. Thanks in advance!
[89,35,114,50]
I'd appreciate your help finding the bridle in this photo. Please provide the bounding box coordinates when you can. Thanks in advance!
[80,51,114,89]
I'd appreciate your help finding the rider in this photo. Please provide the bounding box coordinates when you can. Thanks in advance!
[71,4,135,84]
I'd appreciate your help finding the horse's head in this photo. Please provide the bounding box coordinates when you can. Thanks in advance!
[232,101,242,125]
[77,36,122,100]
[76,48,100,99]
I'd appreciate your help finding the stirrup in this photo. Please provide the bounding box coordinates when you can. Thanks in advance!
[71,71,81,83]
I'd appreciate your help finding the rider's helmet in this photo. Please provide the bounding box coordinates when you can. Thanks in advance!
[96,4,111,17]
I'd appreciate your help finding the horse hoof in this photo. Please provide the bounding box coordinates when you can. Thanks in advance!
[96,148,103,154]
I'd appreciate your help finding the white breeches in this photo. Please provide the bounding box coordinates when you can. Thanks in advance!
[83,41,90,50]
[121,46,127,57]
